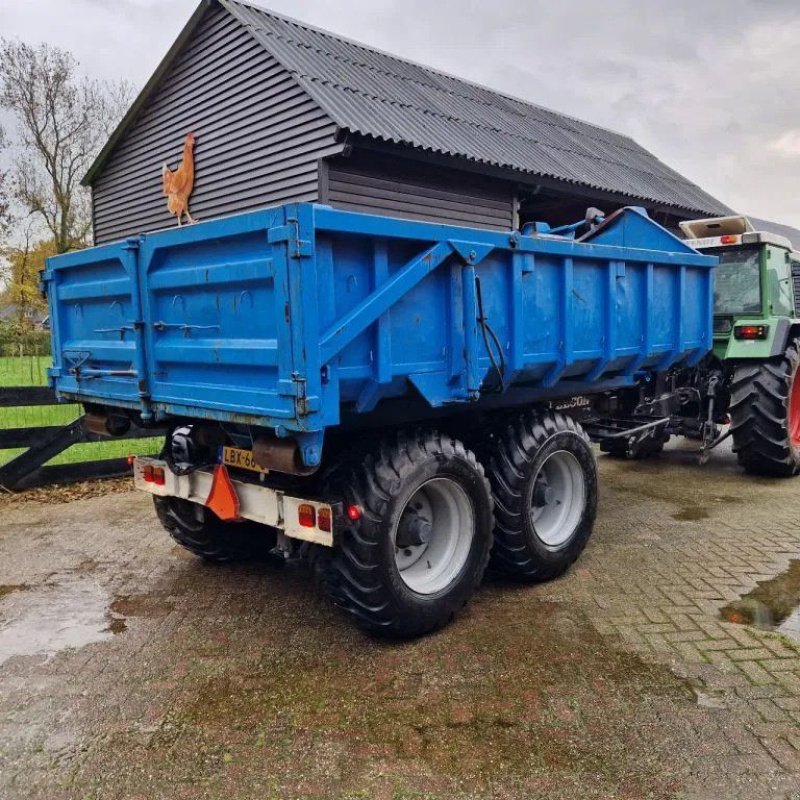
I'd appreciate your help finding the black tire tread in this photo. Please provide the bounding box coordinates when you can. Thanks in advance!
[482,410,596,580]
[320,429,493,638]
[154,496,275,562]
[729,338,800,477]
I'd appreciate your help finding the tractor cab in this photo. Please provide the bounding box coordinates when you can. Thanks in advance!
[680,215,799,361]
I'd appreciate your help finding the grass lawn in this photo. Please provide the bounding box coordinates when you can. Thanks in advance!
[0,354,51,387]
[0,354,159,467]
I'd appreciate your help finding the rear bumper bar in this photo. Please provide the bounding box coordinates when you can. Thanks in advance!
[133,457,334,546]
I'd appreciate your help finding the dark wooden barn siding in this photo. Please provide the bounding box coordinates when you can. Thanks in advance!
[91,5,343,244]
[324,152,516,230]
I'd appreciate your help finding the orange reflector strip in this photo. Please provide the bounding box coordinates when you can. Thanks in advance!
[317,507,332,533]
[205,464,240,521]
[298,503,316,528]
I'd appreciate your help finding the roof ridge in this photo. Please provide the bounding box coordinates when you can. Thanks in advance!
[221,0,637,144]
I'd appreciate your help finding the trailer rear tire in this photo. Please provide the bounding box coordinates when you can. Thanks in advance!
[483,411,597,581]
[154,496,276,562]
[729,339,800,477]
[321,431,493,638]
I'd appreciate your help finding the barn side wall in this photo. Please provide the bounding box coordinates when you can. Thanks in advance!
[91,4,343,244]
[324,151,516,230]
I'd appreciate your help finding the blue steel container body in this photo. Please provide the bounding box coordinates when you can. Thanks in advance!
[44,202,715,454]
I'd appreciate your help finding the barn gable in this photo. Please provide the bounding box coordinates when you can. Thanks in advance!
[89,1,342,244]
[87,0,730,244]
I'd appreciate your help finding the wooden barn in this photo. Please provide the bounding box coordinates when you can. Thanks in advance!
[85,0,731,245]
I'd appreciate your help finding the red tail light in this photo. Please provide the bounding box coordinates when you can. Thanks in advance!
[318,507,332,533]
[298,503,316,528]
[734,324,768,340]
[720,234,740,245]
[346,504,362,521]
[143,464,154,482]
[152,467,166,486]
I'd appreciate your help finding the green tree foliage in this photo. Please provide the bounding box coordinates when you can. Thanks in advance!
[0,233,53,324]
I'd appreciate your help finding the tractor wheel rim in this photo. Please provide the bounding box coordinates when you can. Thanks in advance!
[393,478,474,595]
[790,368,800,447]
[529,450,586,548]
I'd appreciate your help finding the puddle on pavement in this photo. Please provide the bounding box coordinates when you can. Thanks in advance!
[0,577,115,666]
[720,559,800,639]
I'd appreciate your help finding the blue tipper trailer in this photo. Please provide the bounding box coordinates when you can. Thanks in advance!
[44,203,715,636]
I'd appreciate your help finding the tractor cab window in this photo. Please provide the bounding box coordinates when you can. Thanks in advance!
[712,247,762,315]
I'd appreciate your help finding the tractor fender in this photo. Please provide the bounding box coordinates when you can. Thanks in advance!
[781,321,800,355]
[768,318,795,357]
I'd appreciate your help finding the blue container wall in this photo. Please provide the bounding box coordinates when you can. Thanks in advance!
[45,202,716,439]
[311,205,714,417]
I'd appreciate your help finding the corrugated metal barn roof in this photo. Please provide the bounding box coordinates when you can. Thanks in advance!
[220,0,729,216]
[86,0,730,218]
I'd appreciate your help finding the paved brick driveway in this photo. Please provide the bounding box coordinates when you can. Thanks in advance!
[2,441,800,799]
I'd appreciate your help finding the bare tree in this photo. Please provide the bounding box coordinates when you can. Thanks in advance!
[0,40,132,253]
[0,125,11,247]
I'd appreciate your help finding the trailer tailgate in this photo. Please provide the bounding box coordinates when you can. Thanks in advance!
[45,206,307,426]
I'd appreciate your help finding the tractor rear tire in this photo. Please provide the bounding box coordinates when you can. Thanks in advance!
[154,496,277,562]
[320,430,494,638]
[729,338,800,477]
[482,411,598,581]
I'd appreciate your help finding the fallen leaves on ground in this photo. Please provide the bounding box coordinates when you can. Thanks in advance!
[0,477,133,509]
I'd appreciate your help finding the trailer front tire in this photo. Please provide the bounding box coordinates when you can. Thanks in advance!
[321,431,493,638]
[154,496,276,562]
[483,411,597,581]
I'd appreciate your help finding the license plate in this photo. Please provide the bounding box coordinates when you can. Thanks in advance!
[221,446,268,474]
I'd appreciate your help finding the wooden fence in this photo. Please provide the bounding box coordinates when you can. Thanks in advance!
[0,386,163,491]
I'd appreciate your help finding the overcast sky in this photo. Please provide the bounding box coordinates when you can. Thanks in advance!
[1,0,799,227]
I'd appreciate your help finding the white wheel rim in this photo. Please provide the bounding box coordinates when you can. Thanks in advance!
[529,450,586,547]
[393,478,474,595]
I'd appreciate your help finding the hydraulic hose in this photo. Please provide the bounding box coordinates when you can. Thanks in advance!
[475,276,506,394]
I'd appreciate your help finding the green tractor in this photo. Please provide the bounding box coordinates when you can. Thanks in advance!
[681,215,800,475]
[592,215,800,476]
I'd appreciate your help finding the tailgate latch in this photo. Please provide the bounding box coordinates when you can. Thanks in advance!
[267,219,312,259]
